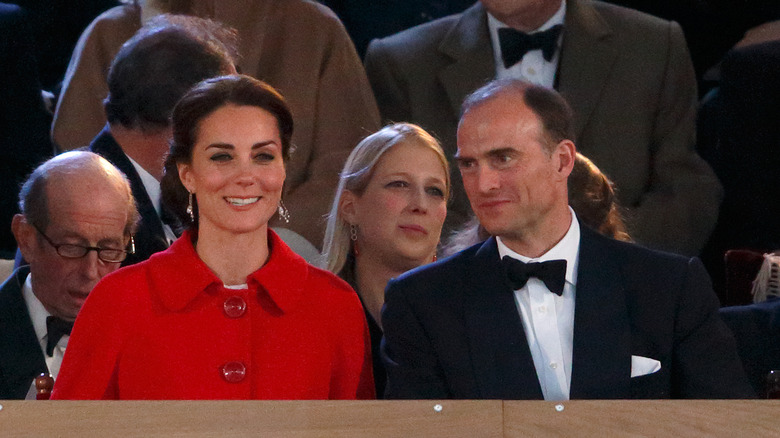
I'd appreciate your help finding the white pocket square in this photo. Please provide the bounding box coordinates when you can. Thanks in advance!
[631,355,661,377]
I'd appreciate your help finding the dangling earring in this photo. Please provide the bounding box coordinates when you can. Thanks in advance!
[186,191,194,222]
[350,224,359,256]
[432,253,438,262]
[277,200,290,223]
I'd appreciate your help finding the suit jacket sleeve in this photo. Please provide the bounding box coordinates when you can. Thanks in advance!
[274,16,380,247]
[627,22,721,256]
[364,38,413,125]
[381,278,450,399]
[51,5,139,151]
[671,257,754,398]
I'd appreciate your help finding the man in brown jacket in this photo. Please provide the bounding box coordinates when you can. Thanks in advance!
[53,0,380,248]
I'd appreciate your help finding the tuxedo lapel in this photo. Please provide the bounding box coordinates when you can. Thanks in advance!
[557,0,618,144]
[438,3,495,120]
[569,226,631,398]
[89,126,169,265]
[0,267,48,399]
[463,238,544,399]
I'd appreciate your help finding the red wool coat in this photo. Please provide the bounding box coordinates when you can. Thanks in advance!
[51,230,374,400]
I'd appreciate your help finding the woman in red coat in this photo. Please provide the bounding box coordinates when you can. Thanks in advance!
[52,75,375,400]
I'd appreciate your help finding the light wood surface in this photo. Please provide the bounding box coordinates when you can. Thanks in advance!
[0,400,501,438]
[503,400,780,437]
[0,400,778,437]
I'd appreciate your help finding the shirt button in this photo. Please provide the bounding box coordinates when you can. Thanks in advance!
[527,67,537,76]
[221,361,246,383]
[538,305,547,314]
[223,296,247,318]
[550,362,558,369]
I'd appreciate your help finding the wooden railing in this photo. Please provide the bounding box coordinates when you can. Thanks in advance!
[1,400,778,437]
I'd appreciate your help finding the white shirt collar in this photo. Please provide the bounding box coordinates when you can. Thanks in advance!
[496,206,580,286]
[21,272,51,345]
[487,0,566,34]
[488,0,566,82]
[127,155,163,216]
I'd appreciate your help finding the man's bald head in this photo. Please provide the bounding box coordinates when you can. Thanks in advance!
[13,151,139,320]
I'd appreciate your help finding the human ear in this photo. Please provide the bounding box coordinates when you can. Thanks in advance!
[339,190,359,224]
[555,140,577,179]
[12,214,38,263]
[177,162,195,193]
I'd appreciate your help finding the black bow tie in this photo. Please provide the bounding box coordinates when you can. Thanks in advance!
[498,24,563,68]
[46,316,73,357]
[502,256,567,296]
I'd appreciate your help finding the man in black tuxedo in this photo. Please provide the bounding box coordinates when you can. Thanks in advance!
[88,15,236,265]
[380,79,753,399]
[0,151,137,399]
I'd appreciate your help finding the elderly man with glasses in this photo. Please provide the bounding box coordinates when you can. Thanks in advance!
[0,151,138,399]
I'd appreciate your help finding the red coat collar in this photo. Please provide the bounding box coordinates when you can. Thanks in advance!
[147,229,309,313]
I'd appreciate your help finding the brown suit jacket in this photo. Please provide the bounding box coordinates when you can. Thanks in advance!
[52,1,380,247]
[365,0,721,256]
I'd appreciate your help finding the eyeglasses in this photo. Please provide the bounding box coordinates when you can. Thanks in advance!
[33,224,135,263]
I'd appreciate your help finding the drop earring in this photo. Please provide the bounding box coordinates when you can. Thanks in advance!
[350,224,359,256]
[186,191,194,222]
[277,200,290,223]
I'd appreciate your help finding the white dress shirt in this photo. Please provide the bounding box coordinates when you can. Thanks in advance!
[127,155,177,245]
[496,207,580,400]
[488,0,566,88]
[21,274,67,383]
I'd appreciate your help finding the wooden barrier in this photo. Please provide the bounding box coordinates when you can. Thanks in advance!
[0,400,778,437]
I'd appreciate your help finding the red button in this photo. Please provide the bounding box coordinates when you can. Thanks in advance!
[223,296,247,318]
[220,361,246,383]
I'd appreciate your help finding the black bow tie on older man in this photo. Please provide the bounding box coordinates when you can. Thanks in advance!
[498,24,563,68]
[46,316,73,357]
[502,256,567,296]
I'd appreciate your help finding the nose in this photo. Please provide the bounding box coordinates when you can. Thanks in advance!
[81,250,102,283]
[407,186,429,214]
[235,158,256,187]
[476,165,500,194]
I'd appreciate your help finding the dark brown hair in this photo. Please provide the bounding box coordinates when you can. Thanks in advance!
[104,15,237,132]
[160,74,294,228]
[461,79,574,153]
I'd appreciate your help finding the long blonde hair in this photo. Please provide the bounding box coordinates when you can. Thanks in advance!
[321,123,450,274]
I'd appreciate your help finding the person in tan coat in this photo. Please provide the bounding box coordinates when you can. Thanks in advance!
[52,0,381,247]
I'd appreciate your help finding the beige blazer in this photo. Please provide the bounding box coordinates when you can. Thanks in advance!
[53,0,381,247]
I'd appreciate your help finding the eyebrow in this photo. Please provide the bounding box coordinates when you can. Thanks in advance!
[205,140,278,150]
[383,172,445,184]
[487,147,520,158]
[455,147,519,161]
[56,232,123,247]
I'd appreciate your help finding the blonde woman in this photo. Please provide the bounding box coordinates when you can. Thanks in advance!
[322,123,449,397]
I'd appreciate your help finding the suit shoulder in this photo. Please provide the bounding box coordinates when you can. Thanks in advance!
[275,0,346,31]
[88,4,139,31]
[391,242,481,290]
[589,0,680,41]
[721,298,780,319]
[366,12,461,57]
[586,228,694,273]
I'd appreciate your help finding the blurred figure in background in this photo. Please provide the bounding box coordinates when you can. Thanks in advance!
[365,0,720,256]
